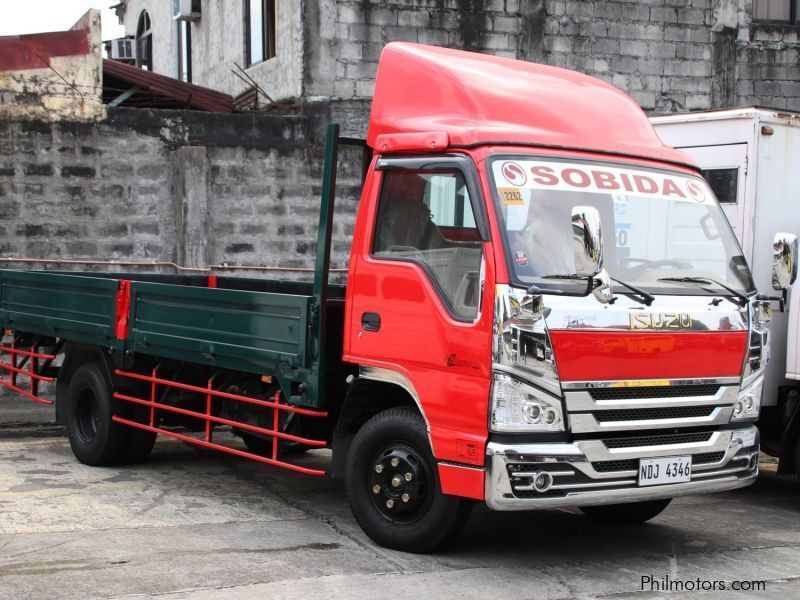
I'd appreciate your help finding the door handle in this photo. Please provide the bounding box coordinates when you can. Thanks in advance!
[361,312,381,332]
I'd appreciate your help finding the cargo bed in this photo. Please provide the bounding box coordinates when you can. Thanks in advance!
[0,269,346,407]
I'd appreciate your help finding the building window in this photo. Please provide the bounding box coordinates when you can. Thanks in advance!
[136,11,153,70]
[245,0,276,66]
[178,21,192,83]
[753,0,800,23]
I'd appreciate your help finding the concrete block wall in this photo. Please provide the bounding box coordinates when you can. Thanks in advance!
[307,0,541,102]
[0,107,364,281]
[309,0,800,114]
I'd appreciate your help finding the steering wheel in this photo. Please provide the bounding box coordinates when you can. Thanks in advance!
[622,258,691,279]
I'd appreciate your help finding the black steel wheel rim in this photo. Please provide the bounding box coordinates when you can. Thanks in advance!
[367,442,434,524]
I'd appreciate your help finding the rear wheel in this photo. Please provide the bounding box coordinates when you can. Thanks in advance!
[580,498,672,523]
[345,407,472,553]
[66,362,127,466]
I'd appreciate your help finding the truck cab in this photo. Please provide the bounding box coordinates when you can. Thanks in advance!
[339,43,761,545]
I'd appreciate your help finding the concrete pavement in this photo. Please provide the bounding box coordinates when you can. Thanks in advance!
[1,429,799,600]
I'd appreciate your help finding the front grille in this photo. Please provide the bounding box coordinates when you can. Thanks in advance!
[592,450,727,473]
[592,405,716,422]
[749,332,764,370]
[588,384,719,401]
[603,431,714,449]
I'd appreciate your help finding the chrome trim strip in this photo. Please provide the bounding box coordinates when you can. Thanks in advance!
[568,406,734,433]
[511,470,576,478]
[438,460,485,471]
[564,385,736,411]
[692,465,750,478]
[358,366,431,435]
[549,479,637,490]
[561,377,741,390]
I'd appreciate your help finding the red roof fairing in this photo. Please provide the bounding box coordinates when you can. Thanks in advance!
[367,43,696,169]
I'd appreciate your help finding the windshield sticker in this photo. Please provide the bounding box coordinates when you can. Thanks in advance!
[498,187,525,205]
[513,250,529,266]
[496,160,710,204]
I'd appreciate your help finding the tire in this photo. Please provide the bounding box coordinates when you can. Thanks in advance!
[345,407,472,553]
[65,362,128,466]
[580,498,672,524]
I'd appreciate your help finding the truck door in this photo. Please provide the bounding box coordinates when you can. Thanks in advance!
[344,155,493,464]
[673,144,751,260]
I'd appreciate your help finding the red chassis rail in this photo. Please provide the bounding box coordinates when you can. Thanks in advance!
[0,340,56,405]
[113,368,330,476]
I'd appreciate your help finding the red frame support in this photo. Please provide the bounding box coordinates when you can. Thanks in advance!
[113,368,329,476]
[0,340,56,405]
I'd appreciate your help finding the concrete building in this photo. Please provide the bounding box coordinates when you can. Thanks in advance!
[0,11,105,122]
[114,0,800,118]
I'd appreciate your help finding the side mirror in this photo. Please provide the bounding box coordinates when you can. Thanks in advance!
[772,232,798,291]
[571,206,604,277]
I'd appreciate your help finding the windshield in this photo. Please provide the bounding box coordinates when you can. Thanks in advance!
[490,157,755,296]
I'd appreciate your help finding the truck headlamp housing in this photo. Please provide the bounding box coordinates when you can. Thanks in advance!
[490,372,565,432]
[732,375,763,422]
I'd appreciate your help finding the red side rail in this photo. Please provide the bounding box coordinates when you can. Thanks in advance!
[113,368,329,476]
[0,337,56,405]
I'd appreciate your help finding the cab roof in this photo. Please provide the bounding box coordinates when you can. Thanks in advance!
[366,43,697,170]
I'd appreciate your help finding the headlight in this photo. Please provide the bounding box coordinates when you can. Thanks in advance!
[490,372,565,432]
[732,375,763,421]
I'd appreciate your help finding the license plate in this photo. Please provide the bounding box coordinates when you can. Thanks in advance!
[638,456,692,486]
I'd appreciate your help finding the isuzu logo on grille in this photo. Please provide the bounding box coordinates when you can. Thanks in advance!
[629,312,693,329]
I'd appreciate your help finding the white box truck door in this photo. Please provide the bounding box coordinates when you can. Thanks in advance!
[676,144,750,260]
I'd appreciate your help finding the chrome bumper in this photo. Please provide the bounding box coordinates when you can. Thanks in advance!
[485,426,759,511]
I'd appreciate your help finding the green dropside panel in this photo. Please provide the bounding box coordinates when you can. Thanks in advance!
[128,281,312,375]
[0,270,122,348]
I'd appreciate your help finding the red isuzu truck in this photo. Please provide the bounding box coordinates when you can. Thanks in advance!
[0,44,776,552]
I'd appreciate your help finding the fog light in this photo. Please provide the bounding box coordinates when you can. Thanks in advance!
[532,471,553,493]
[744,395,754,410]
[748,455,758,471]
[734,401,743,416]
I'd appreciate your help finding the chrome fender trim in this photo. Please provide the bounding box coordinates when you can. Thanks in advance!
[358,365,431,434]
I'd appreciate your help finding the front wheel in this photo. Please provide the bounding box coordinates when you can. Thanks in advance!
[345,407,471,553]
[579,498,672,523]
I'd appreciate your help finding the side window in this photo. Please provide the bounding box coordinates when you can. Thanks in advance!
[373,169,483,320]
[701,168,738,204]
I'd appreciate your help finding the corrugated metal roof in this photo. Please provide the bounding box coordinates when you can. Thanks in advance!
[103,59,233,113]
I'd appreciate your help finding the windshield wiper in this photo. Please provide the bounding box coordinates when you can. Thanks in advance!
[657,276,749,306]
[538,274,653,305]
[610,277,654,306]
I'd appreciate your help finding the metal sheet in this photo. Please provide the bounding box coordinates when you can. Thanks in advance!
[128,281,312,373]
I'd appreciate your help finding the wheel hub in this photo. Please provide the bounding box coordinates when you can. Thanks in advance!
[369,445,430,521]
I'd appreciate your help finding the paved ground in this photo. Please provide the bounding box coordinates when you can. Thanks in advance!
[1,400,799,599]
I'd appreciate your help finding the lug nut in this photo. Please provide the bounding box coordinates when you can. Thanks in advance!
[386,499,394,509]
[402,493,410,503]
[404,472,413,482]
[375,464,383,473]
[372,485,381,494]
[391,475,403,488]
[391,458,399,467]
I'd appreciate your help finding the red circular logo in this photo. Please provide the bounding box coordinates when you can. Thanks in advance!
[501,162,527,186]
[685,179,706,202]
